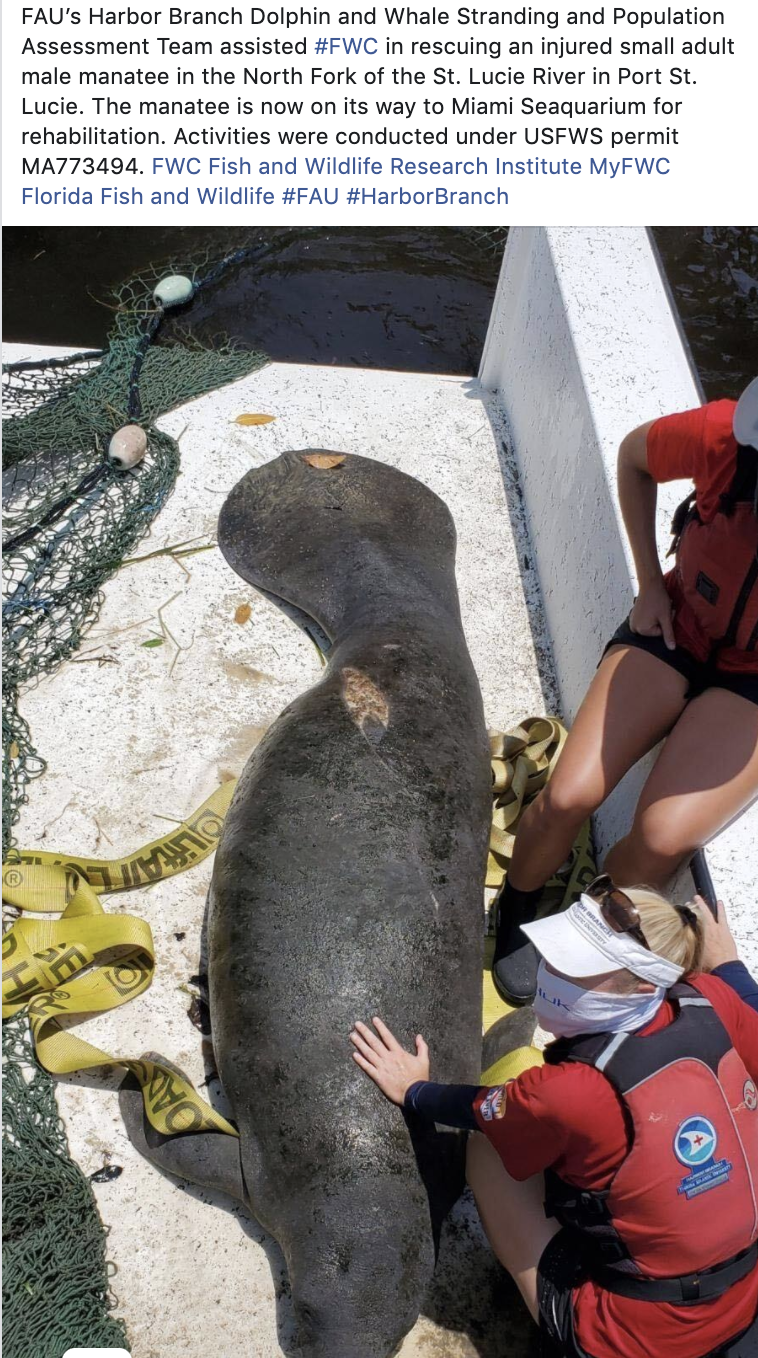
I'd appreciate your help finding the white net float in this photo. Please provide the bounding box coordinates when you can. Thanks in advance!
[108,424,148,470]
[153,274,194,308]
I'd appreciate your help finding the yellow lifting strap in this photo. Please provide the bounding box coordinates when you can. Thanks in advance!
[482,716,597,1082]
[1,716,591,1133]
[487,715,595,899]
[2,782,238,1138]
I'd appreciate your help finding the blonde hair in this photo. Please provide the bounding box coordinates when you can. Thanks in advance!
[624,885,704,975]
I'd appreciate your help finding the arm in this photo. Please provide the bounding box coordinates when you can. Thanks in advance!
[617,420,676,650]
[350,1018,577,1180]
[712,962,758,1013]
[405,1080,480,1130]
[698,897,758,1014]
[348,1018,480,1129]
[696,972,758,1084]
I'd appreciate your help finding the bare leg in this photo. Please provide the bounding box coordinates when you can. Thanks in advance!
[466,1132,559,1322]
[508,647,689,891]
[605,687,758,887]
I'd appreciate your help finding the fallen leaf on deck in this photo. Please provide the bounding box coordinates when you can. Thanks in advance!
[302,453,346,469]
[235,413,276,426]
[234,603,252,625]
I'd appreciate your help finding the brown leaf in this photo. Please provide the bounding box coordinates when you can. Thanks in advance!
[9,742,19,760]
[235,413,275,426]
[302,453,346,469]
[234,603,252,625]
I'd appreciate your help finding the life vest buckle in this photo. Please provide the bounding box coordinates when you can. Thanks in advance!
[578,1190,610,1223]
[680,1273,701,1302]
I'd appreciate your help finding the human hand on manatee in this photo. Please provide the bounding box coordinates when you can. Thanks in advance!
[630,577,676,650]
[698,896,740,970]
[350,1018,430,1104]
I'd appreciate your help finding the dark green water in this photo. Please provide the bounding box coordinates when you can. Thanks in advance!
[652,227,757,398]
[3,226,756,397]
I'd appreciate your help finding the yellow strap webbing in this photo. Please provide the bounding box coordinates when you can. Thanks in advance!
[2,783,238,1137]
[481,1045,543,1086]
[487,716,595,903]
[482,716,596,1063]
[5,779,237,901]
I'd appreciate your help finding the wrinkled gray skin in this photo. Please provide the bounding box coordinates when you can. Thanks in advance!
[121,451,491,1358]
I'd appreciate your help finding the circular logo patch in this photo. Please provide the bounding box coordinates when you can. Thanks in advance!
[744,1079,758,1112]
[480,1084,507,1122]
[674,1116,718,1168]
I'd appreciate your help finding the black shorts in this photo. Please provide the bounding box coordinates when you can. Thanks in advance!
[536,1231,590,1358]
[603,614,758,707]
[536,1230,758,1358]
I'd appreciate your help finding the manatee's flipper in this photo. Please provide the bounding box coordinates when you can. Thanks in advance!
[481,1006,539,1079]
[405,1113,466,1250]
[253,584,332,656]
[119,1052,247,1205]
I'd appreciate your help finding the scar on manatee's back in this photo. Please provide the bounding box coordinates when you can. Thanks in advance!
[341,667,389,745]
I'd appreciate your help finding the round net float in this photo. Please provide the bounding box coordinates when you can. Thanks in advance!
[108,424,147,470]
[153,274,194,308]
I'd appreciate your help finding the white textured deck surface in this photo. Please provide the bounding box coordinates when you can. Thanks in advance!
[6,349,552,1358]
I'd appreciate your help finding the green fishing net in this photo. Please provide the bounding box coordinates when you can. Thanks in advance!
[2,247,269,1358]
[2,1016,130,1355]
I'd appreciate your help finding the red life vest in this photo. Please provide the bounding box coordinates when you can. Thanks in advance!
[544,984,758,1303]
[666,443,758,670]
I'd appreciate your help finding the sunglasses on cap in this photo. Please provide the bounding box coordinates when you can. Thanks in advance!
[586,874,699,946]
[585,874,650,949]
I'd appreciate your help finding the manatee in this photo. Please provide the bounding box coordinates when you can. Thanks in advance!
[121,450,491,1358]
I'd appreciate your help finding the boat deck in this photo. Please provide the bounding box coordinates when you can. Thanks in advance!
[5,348,552,1358]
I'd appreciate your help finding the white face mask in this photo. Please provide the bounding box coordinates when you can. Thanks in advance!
[533,960,666,1039]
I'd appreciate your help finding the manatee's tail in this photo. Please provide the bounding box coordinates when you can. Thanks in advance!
[217,450,460,643]
[481,1007,543,1085]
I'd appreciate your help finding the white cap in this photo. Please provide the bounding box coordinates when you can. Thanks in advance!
[733,377,758,451]
[521,894,684,988]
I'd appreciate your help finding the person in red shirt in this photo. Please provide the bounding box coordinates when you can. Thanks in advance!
[350,879,758,1358]
[492,378,758,1008]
